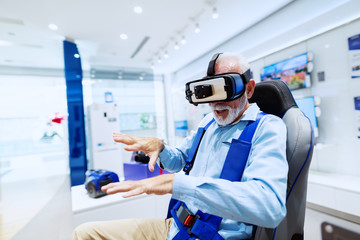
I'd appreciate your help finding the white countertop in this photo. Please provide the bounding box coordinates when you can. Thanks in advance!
[71,184,148,214]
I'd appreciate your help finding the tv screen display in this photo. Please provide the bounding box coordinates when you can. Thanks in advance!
[261,53,311,90]
[295,96,319,138]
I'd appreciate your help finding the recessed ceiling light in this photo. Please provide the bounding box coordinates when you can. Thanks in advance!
[134,6,143,14]
[120,34,128,40]
[0,40,14,46]
[48,23,58,31]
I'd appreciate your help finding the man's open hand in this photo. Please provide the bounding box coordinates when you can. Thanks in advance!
[113,133,164,172]
[101,174,175,198]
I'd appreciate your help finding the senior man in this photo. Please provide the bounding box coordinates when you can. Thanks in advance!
[73,52,288,240]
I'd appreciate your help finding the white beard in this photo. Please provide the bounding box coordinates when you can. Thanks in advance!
[211,94,247,126]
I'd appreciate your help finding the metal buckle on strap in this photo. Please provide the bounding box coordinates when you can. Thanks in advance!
[186,215,200,235]
[183,162,193,174]
[176,204,200,234]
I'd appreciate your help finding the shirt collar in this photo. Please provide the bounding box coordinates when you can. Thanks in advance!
[229,103,260,125]
[241,103,260,121]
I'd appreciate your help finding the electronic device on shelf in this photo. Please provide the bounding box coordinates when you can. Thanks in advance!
[84,169,119,198]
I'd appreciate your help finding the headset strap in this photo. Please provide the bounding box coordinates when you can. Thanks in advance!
[207,53,252,84]
[241,69,252,84]
[207,53,222,76]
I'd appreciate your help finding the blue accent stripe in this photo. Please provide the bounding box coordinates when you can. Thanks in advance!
[272,228,277,240]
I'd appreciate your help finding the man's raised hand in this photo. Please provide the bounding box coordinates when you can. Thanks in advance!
[113,133,164,172]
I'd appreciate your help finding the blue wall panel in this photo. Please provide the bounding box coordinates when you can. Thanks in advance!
[63,40,87,186]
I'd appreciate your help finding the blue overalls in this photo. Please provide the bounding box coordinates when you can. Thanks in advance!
[168,112,266,240]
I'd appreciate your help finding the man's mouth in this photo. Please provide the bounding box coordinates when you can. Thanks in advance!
[214,109,229,118]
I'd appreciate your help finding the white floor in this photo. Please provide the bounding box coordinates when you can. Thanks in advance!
[10,176,74,240]
[0,151,72,240]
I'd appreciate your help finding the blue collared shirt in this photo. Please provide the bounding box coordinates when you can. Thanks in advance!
[159,103,288,240]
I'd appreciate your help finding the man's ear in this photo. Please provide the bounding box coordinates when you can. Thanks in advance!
[246,79,256,99]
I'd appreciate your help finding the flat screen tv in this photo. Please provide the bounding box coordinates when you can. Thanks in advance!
[261,53,311,91]
[295,96,319,138]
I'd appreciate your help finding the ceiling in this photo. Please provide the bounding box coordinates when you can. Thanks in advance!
[0,0,292,74]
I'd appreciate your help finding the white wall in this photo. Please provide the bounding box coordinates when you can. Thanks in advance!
[165,0,360,177]
[84,78,167,174]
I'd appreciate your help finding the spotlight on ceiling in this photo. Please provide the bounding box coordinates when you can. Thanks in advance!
[174,42,180,50]
[180,36,187,45]
[212,7,219,19]
[195,23,200,33]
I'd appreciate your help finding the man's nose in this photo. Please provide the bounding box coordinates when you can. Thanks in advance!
[209,102,216,107]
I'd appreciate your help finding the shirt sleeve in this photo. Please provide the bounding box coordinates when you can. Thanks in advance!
[172,115,288,228]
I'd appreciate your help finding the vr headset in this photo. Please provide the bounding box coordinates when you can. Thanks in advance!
[185,53,252,105]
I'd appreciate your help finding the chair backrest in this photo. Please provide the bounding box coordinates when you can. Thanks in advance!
[249,80,314,240]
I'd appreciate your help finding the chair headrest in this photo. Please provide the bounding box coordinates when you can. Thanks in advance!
[249,80,297,118]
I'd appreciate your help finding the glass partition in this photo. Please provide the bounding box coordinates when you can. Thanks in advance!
[0,75,71,239]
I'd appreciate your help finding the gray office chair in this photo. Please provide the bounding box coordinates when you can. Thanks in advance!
[249,80,314,240]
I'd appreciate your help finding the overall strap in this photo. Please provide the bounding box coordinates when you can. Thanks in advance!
[220,112,266,181]
[171,112,266,240]
[183,118,215,174]
[167,118,215,218]
[239,112,266,142]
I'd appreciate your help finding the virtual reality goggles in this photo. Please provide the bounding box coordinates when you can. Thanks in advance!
[185,53,252,105]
